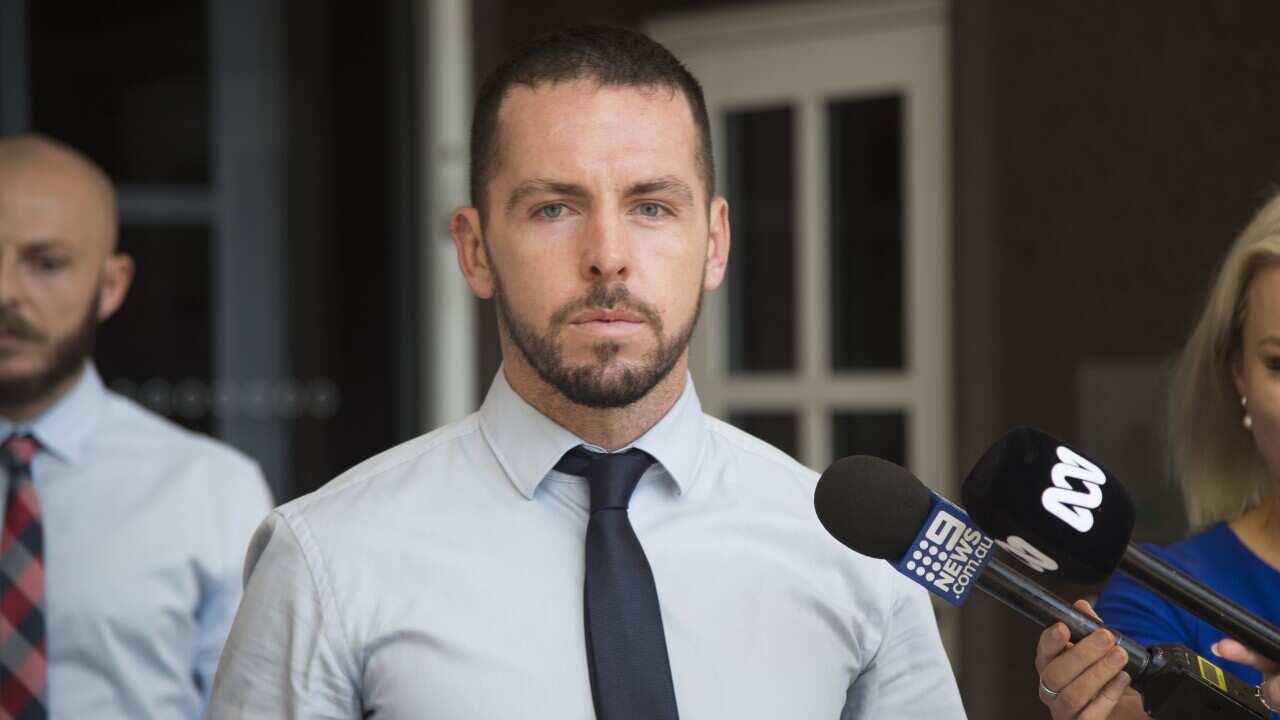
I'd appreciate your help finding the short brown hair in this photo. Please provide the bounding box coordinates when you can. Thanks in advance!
[470,25,714,219]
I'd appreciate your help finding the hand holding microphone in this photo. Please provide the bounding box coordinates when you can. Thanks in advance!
[815,453,1271,719]
[1215,640,1280,715]
[962,426,1280,717]
[1035,599,1148,719]
[1033,610,1280,720]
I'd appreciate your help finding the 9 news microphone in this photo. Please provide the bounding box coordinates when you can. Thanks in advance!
[961,426,1280,666]
[815,455,1270,719]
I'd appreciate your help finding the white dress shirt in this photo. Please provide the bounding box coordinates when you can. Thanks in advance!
[208,370,965,719]
[0,363,273,719]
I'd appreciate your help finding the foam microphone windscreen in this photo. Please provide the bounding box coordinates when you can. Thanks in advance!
[961,426,1135,584]
[814,455,934,561]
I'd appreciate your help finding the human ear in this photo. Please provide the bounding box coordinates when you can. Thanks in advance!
[452,207,495,299]
[96,253,135,321]
[702,196,730,291]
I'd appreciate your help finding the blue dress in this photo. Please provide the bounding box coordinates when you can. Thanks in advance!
[1095,522,1280,699]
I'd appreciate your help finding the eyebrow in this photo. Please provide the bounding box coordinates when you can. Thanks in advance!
[18,240,72,253]
[504,175,697,214]
[505,178,589,214]
[625,175,694,206]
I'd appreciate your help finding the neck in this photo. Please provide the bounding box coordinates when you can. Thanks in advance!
[501,348,688,452]
[0,364,85,423]
[1229,482,1280,569]
[1252,484,1280,540]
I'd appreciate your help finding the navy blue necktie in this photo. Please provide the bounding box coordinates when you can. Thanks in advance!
[556,447,680,720]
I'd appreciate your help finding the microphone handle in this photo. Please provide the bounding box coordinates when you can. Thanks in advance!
[1121,544,1280,663]
[979,557,1150,679]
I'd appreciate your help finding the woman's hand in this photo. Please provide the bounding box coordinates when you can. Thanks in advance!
[1034,600,1150,719]
[1214,638,1280,714]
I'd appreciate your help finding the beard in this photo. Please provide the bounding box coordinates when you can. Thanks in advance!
[0,295,97,409]
[493,269,702,409]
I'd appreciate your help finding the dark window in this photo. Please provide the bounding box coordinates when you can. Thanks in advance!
[30,1,210,185]
[726,106,795,372]
[729,411,798,458]
[832,411,906,467]
[829,95,904,370]
[97,225,214,435]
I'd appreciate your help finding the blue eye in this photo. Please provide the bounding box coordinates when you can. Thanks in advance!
[538,204,565,219]
[637,203,663,218]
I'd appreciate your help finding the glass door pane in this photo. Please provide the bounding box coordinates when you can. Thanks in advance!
[729,411,798,458]
[725,106,796,373]
[97,225,214,435]
[829,95,904,371]
[832,411,906,467]
[30,1,210,184]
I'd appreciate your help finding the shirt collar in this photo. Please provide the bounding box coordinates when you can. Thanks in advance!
[477,367,706,500]
[0,362,106,464]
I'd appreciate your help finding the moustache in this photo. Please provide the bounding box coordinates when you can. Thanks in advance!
[549,283,662,330]
[0,310,45,341]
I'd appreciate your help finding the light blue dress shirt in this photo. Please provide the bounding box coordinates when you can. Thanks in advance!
[208,370,965,719]
[0,364,273,719]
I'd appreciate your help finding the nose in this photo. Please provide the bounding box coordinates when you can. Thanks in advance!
[579,211,630,282]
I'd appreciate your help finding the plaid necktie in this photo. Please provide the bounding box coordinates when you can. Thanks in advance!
[556,447,680,720]
[0,434,46,719]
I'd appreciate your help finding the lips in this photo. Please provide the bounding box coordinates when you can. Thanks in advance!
[570,309,646,325]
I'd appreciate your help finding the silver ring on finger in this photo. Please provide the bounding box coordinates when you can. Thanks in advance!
[1259,685,1275,713]
[1039,674,1061,700]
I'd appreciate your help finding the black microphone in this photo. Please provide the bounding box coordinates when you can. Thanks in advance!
[814,455,1148,672]
[962,426,1280,666]
[815,455,1270,719]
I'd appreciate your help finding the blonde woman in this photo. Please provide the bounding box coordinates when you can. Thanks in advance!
[1033,192,1280,719]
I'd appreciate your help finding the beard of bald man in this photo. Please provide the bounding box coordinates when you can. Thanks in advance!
[0,290,98,408]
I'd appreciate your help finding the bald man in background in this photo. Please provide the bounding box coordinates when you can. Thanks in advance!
[0,134,272,719]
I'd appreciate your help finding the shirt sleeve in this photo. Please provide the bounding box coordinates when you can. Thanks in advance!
[841,577,967,719]
[194,464,274,701]
[205,510,361,719]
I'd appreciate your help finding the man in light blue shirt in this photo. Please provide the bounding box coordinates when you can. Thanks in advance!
[0,135,272,718]
[209,26,964,718]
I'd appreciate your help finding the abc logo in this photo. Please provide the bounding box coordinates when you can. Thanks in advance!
[1041,446,1106,533]
[996,535,1059,573]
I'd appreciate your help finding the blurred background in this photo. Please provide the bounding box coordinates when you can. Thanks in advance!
[2,0,1278,716]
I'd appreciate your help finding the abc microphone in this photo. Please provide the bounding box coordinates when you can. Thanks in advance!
[815,455,1270,719]
[814,456,1149,669]
[961,426,1280,665]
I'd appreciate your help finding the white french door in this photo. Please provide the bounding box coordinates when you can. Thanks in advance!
[649,0,955,653]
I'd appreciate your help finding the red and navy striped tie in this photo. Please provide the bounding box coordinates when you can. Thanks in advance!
[0,435,46,719]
